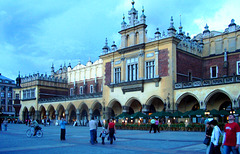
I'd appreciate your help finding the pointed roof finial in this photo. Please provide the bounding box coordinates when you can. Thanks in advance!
[88,57,91,62]
[142,6,144,14]
[131,0,135,8]
[179,15,182,29]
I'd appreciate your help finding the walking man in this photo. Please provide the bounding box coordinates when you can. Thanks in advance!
[222,115,240,154]
[89,117,98,145]
[149,118,156,133]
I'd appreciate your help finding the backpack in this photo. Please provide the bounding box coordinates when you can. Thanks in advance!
[218,131,223,145]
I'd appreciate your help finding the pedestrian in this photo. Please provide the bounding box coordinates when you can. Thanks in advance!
[89,117,98,145]
[149,118,156,133]
[209,120,221,154]
[3,118,8,131]
[60,118,67,140]
[107,119,116,144]
[204,121,213,154]
[222,115,240,154]
[155,119,160,133]
[99,127,108,144]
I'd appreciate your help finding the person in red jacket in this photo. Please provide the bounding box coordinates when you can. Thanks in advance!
[222,115,240,154]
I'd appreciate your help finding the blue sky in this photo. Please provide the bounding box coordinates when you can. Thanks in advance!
[0,0,239,80]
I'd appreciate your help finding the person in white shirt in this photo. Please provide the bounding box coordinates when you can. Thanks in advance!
[89,117,98,145]
[209,120,221,154]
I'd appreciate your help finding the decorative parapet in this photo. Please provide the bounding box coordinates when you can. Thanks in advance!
[21,73,67,84]
[175,75,240,89]
[38,92,102,103]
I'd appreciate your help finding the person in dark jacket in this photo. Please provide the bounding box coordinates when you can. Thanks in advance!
[205,121,213,153]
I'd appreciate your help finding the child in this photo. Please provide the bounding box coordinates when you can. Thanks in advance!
[99,127,108,144]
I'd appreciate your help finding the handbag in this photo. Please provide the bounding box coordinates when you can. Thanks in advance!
[203,137,210,145]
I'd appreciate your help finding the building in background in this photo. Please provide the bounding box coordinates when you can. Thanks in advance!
[0,73,16,119]
[14,1,240,124]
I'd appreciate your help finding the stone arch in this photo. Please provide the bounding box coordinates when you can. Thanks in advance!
[176,93,200,113]
[146,95,165,113]
[91,101,102,120]
[29,106,35,120]
[125,97,142,115]
[66,103,77,123]
[108,99,122,118]
[78,102,89,125]
[176,92,200,105]
[47,105,55,120]
[56,104,65,120]
[204,89,233,105]
[39,105,46,120]
[204,89,232,111]
[22,106,29,122]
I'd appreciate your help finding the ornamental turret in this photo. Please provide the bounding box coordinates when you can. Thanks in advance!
[102,38,110,54]
[167,16,176,37]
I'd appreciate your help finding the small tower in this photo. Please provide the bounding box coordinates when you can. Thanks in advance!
[203,24,210,37]
[140,6,146,24]
[228,19,236,32]
[111,41,117,52]
[102,38,110,54]
[128,0,138,26]
[121,14,127,30]
[167,16,176,37]
[51,63,55,76]
[154,28,161,39]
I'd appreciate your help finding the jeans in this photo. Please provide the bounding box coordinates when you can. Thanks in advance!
[90,129,96,144]
[109,128,115,144]
[223,145,239,154]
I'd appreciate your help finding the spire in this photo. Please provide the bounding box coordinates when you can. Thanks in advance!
[179,15,183,35]
[121,14,127,29]
[203,24,210,34]
[131,0,135,8]
[68,62,71,68]
[140,6,146,24]
[167,16,176,36]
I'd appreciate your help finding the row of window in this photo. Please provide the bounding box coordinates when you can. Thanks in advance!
[70,85,95,96]
[113,60,240,83]
[1,86,12,91]
[114,59,155,84]
[23,88,35,99]
[1,100,12,105]
[1,92,12,98]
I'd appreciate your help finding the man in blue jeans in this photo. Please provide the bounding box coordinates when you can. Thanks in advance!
[222,115,240,154]
[89,117,98,145]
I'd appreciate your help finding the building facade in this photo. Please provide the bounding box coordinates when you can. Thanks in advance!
[14,1,240,123]
[0,73,17,118]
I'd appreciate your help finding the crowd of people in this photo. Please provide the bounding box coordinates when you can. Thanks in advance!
[204,115,240,154]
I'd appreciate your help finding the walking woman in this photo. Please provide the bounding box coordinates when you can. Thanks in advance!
[209,120,221,154]
[107,119,116,144]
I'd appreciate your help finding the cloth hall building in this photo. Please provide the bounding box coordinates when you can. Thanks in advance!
[13,1,240,124]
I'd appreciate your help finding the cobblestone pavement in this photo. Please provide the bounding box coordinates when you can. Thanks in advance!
[0,124,207,154]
